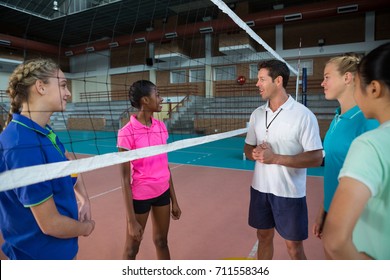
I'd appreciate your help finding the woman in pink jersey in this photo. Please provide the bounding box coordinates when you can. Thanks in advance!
[117,80,181,259]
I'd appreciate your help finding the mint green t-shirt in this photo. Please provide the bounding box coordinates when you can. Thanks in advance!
[339,120,390,260]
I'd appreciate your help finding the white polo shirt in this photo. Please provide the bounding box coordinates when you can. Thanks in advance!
[245,95,323,198]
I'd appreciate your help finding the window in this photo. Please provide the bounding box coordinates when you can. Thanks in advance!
[189,68,205,82]
[249,64,258,79]
[213,66,236,81]
[285,59,314,76]
[170,70,186,83]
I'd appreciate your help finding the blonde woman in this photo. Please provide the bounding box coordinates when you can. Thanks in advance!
[312,54,378,242]
[0,58,94,259]
[323,42,390,259]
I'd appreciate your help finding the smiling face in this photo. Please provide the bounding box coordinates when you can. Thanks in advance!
[145,86,163,113]
[256,68,278,101]
[41,69,71,113]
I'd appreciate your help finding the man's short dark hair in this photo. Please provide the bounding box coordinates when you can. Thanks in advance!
[257,59,290,88]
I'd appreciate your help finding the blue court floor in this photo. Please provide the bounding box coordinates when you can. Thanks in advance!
[56,130,324,176]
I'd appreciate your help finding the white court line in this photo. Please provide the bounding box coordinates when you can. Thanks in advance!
[170,164,186,170]
[171,150,211,155]
[248,240,258,259]
[190,145,243,152]
[88,186,121,200]
[84,163,190,201]
[88,144,116,148]
[87,164,188,200]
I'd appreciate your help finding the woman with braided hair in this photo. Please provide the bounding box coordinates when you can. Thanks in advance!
[0,58,95,259]
[117,80,181,260]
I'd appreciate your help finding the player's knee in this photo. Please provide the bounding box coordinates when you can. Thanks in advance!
[286,242,305,259]
[124,242,141,259]
[257,229,274,242]
[153,236,168,249]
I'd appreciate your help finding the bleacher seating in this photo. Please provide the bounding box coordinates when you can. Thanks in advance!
[168,93,337,138]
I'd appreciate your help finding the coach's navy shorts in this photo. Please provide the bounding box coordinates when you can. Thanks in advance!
[248,187,308,241]
[133,189,170,214]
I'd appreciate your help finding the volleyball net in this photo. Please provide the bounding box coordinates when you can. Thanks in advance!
[0,0,304,192]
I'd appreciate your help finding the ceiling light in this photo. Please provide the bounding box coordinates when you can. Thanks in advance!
[165,32,178,39]
[284,13,302,22]
[337,4,358,14]
[53,1,59,11]
[85,46,95,52]
[245,20,255,27]
[108,41,119,48]
[135,37,146,43]
[0,40,11,46]
[199,27,213,34]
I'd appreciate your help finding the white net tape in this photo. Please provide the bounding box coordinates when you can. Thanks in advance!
[0,128,247,192]
[210,0,298,76]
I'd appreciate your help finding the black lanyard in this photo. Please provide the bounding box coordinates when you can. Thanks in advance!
[265,109,283,132]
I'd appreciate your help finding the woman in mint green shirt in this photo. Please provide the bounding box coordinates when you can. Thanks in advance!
[323,42,390,259]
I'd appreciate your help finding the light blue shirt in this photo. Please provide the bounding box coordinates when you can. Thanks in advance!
[323,106,378,211]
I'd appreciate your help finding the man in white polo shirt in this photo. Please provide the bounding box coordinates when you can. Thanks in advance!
[244,59,323,260]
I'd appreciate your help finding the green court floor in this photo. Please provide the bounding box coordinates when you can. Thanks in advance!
[56,130,324,176]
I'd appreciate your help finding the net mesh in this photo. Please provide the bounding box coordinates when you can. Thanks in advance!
[0,0,300,191]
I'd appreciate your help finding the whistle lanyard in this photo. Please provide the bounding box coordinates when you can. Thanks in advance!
[11,119,65,158]
[265,109,283,142]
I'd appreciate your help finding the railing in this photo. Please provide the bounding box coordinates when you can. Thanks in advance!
[0,103,8,132]
[79,90,128,102]
[67,113,106,130]
[1,90,9,132]
[287,78,324,95]
[167,94,190,119]
[158,84,199,97]
[213,78,324,98]
[78,84,199,102]
[67,113,106,118]
[214,82,258,97]
[0,90,8,103]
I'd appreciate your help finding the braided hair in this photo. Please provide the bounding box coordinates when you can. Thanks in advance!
[128,80,156,109]
[5,58,59,126]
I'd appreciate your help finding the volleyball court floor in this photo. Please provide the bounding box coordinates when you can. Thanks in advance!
[3,131,326,260]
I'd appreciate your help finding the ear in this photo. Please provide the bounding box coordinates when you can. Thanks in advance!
[274,75,283,86]
[344,72,353,84]
[140,95,150,105]
[34,79,46,95]
[369,80,382,99]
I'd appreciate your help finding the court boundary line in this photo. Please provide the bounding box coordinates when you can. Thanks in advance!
[78,163,322,260]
